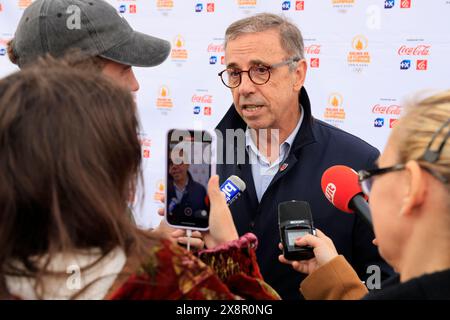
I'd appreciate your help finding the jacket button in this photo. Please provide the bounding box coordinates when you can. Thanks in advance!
[249,221,255,230]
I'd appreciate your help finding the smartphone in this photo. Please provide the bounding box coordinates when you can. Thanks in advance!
[165,129,216,231]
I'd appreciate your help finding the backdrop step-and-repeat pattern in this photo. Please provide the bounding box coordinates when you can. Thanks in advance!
[1,0,450,228]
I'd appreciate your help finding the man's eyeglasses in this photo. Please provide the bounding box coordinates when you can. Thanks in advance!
[358,118,450,196]
[218,57,301,89]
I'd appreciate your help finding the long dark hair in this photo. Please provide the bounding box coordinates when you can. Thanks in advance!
[0,57,154,298]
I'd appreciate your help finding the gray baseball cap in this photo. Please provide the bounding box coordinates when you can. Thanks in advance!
[12,0,171,68]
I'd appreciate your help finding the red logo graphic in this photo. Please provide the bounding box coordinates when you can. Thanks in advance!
[207,43,224,53]
[296,1,304,10]
[221,56,225,65]
[390,119,398,128]
[207,3,214,12]
[192,94,213,104]
[129,5,137,13]
[139,137,152,159]
[305,44,321,55]
[310,58,320,68]
[204,106,212,116]
[398,45,430,56]
[325,183,336,203]
[0,4,3,12]
[372,104,403,115]
[400,0,411,8]
[416,60,427,70]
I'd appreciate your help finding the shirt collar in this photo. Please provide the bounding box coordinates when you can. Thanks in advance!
[283,105,304,152]
[245,105,304,156]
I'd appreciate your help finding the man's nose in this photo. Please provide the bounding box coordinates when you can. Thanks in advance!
[237,71,256,96]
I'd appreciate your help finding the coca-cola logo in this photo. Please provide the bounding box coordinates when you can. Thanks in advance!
[372,104,403,115]
[207,43,224,53]
[398,45,431,56]
[304,44,321,55]
[192,94,213,104]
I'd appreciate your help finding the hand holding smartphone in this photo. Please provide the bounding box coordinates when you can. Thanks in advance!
[165,129,216,231]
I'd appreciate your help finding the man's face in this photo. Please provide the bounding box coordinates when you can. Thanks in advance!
[169,161,189,182]
[224,29,307,130]
[102,60,140,92]
[169,151,190,182]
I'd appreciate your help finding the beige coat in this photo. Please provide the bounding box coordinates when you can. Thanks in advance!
[300,255,369,300]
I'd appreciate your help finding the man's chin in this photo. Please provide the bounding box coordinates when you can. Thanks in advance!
[244,119,269,130]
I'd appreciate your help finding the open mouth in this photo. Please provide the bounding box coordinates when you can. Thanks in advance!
[242,105,263,112]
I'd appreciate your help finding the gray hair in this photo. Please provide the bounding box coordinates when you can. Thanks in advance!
[224,13,305,64]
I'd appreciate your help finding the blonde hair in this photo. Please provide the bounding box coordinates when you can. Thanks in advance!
[396,90,450,187]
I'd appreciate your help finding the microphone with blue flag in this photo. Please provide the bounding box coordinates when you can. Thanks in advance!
[220,175,246,206]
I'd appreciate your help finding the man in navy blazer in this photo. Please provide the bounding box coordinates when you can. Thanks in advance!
[216,13,393,299]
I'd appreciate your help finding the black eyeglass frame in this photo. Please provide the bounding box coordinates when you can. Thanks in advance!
[218,56,301,89]
[358,118,450,196]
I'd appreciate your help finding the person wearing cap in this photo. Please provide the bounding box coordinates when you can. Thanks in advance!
[279,90,450,300]
[0,59,280,300]
[7,0,171,92]
[7,0,207,249]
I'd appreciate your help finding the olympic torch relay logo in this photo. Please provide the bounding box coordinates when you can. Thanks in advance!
[348,35,371,71]
[157,0,174,10]
[171,35,188,61]
[156,86,173,109]
[237,0,257,12]
[238,0,257,6]
[332,0,355,9]
[153,180,165,202]
[324,93,346,127]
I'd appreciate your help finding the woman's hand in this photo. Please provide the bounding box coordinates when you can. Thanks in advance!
[203,175,239,248]
[278,229,338,274]
[155,196,205,250]
[155,175,239,250]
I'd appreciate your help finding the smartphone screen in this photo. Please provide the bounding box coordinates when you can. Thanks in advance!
[165,129,215,230]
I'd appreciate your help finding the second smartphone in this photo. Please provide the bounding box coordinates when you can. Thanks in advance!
[165,129,216,231]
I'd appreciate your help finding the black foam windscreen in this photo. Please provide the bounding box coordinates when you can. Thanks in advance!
[278,200,313,224]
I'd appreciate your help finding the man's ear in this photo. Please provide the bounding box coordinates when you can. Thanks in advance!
[400,160,427,217]
[293,59,307,91]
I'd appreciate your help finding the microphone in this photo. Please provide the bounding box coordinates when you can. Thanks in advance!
[321,165,373,227]
[278,200,315,260]
[220,175,246,206]
[168,197,178,213]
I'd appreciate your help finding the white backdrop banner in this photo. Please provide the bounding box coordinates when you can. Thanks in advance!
[1,0,449,228]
